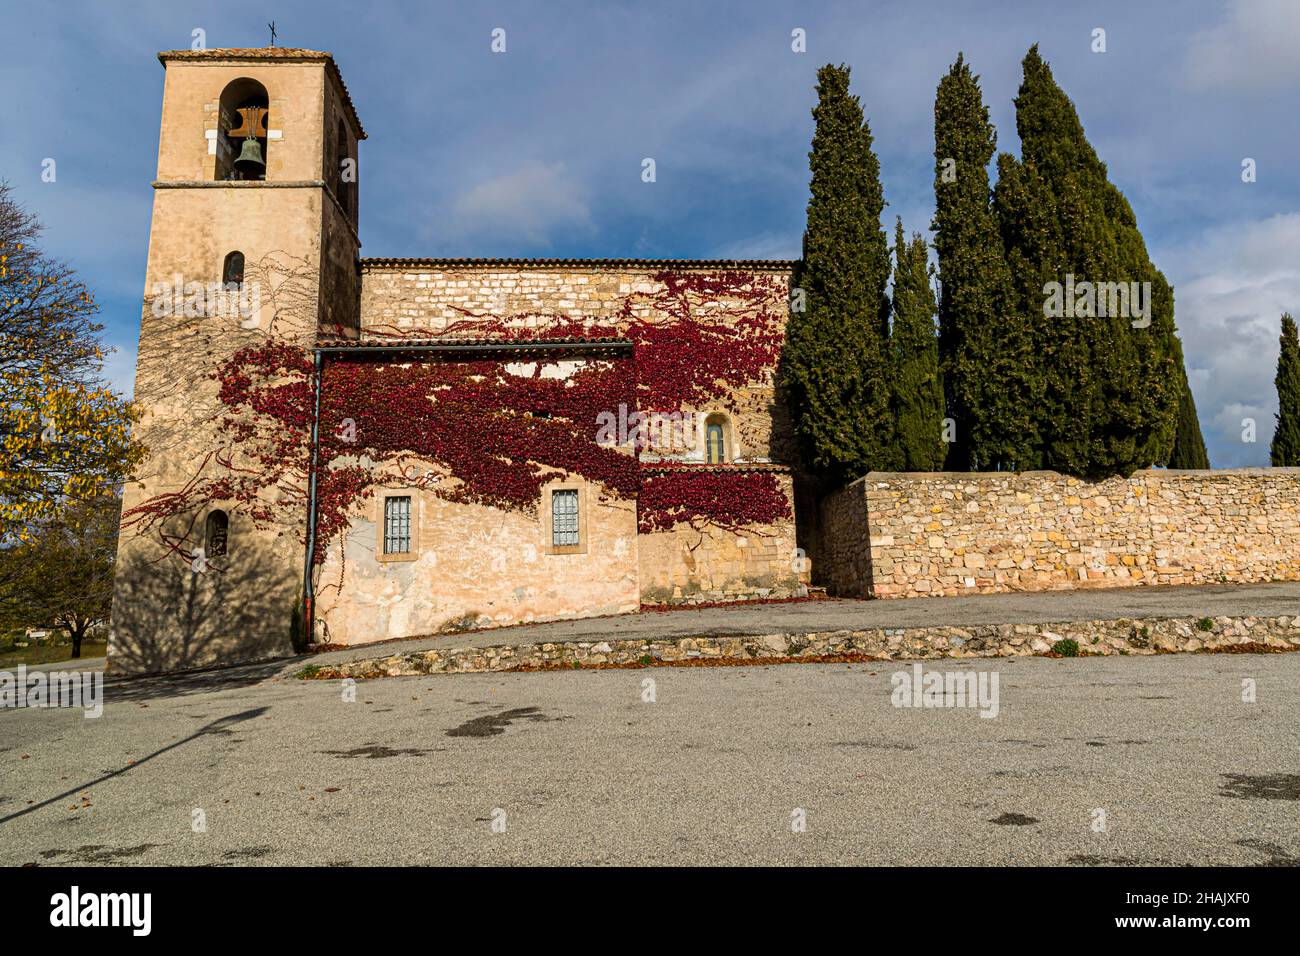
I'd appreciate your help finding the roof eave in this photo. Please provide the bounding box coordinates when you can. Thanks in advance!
[359,257,797,271]
[156,48,367,140]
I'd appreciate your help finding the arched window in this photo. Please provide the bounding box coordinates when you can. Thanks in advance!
[222,251,245,289]
[204,510,229,558]
[705,414,728,464]
[215,78,269,181]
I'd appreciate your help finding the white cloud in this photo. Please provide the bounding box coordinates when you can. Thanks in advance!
[444,161,593,248]
[1158,212,1300,466]
[1183,0,1300,92]
[711,231,800,261]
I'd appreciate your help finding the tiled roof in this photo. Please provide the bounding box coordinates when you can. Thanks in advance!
[641,462,792,473]
[157,48,366,140]
[360,257,797,271]
[315,336,632,351]
[159,46,328,58]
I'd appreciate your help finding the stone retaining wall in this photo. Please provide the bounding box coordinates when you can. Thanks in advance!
[819,469,1300,600]
[304,613,1300,679]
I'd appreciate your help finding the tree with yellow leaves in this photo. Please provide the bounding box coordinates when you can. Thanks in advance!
[0,182,142,539]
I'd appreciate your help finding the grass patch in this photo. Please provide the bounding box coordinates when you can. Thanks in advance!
[1196,617,1215,632]
[0,641,107,668]
[1050,638,1080,658]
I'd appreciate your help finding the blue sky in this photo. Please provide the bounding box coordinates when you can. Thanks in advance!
[2,0,1297,466]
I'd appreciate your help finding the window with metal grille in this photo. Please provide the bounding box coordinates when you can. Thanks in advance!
[383,496,411,554]
[551,489,579,547]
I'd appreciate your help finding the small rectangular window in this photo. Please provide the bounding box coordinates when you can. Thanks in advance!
[383,496,411,555]
[551,489,579,547]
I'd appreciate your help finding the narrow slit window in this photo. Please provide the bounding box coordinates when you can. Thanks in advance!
[383,496,411,555]
[222,251,245,288]
[706,421,726,464]
[551,489,579,547]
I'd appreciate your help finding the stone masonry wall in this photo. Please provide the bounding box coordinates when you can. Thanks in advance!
[359,262,787,334]
[820,469,1300,599]
[358,262,798,463]
[637,472,805,605]
[360,265,641,332]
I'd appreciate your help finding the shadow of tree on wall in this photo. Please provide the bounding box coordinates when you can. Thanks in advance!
[772,341,835,591]
[108,546,296,675]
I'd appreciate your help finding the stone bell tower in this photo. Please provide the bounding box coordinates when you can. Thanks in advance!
[109,48,365,673]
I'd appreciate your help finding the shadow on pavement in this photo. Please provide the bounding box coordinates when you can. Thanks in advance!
[0,708,269,827]
[103,659,299,704]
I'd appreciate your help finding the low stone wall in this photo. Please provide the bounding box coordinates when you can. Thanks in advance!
[303,613,1300,679]
[819,469,1300,600]
[818,480,875,599]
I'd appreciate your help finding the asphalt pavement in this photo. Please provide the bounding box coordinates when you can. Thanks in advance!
[2,652,1296,865]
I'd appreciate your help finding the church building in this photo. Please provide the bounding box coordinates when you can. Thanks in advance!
[110,48,808,673]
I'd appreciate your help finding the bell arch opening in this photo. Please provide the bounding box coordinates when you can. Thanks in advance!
[216,78,269,181]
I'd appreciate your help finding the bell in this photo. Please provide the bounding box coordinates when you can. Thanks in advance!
[233,135,265,176]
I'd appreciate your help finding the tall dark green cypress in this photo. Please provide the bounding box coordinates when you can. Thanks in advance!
[993,146,1080,472]
[932,54,1037,471]
[890,219,945,470]
[1271,313,1300,466]
[786,64,898,487]
[997,46,1180,477]
[1168,353,1210,469]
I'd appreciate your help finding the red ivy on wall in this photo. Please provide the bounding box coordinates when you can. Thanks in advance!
[313,356,641,562]
[369,270,788,413]
[637,469,792,534]
[124,270,794,564]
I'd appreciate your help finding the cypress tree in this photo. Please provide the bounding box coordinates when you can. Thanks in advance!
[997,46,1180,477]
[786,64,899,487]
[993,148,1081,473]
[932,54,1037,471]
[1168,353,1210,469]
[1271,313,1300,466]
[890,219,945,470]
